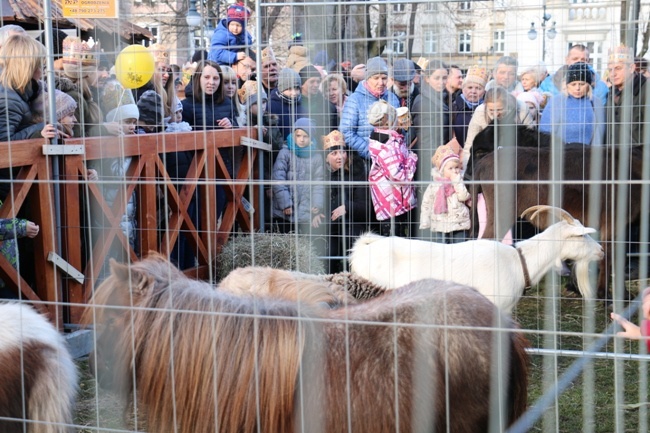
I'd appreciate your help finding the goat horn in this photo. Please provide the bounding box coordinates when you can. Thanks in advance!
[521,205,575,225]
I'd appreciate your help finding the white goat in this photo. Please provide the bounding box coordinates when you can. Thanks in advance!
[349,206,604,312]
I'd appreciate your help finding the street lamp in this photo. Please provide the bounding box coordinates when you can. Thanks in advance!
[186,0,202,28]
[527,5,556,62]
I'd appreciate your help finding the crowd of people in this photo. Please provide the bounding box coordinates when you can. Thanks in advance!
[0,3,647,278]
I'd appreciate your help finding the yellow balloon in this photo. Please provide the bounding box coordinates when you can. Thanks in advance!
[115,45,155,90]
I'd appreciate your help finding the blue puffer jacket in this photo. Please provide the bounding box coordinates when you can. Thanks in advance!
[339,81,399,159]
[208,19,253,66]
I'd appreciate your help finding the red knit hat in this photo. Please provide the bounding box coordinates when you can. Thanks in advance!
[227,3,251,26]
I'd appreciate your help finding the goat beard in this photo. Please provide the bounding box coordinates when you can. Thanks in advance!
[574,259,597,300]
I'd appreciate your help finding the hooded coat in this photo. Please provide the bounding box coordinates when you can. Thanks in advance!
[208,18,253,66]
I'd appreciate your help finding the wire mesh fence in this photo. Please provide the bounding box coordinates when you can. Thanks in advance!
[1,0,650,432]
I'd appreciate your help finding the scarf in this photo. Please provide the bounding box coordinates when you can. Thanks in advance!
[363,81,385,99]
[433,176,455,214]
[460,93,482,110]
[278,92,302,105]
[287,133,316,158]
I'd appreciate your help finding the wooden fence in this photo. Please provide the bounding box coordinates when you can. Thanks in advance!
[0,129,260,327]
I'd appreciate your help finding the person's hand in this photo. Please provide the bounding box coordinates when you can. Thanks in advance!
[283,207,292,216]
[350,64,366,82]
[237,52,246,61]
[312,213,325,228]
[86,169,98,181]
[217,118,233,128]
[311,207,320,215]
[611,312,642,339]
[331,205,346,221]
[103,121,123,136]
[25,221,39,238]
[41,124,70,139]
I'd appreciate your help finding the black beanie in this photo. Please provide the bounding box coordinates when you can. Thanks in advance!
[565,62,593,86]
[298,65,321,85]
[137,90,164,126]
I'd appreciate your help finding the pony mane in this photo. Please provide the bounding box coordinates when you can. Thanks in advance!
[85,254,311,433]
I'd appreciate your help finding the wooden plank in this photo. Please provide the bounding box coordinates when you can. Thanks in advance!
[61,156,86,323]
[139,154,158,255]
[32,158,62,328]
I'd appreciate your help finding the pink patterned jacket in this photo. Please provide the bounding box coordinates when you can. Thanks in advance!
[368,128,418,221]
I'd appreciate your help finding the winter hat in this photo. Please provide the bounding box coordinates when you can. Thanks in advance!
[277,68,302,93]
[298,64,321,84]
[294,117,316,138]
[608,44,633,65]
[463,65,489,88]
[322,130,345,151]
[288,32,303,49]
[367,100,397,127]
[432,143,460,172]
[392,58,415,83]
[365,56,389,79]
[565,62,593,85]
[237,80,267,106]
[227,3,252,27]
[516,91,544,112]
[313,50,329,67]
[62,36,100,78]
[137,90,164,126]
[54,90,77,120]
[101,80,140,122]
[149,43,170,66]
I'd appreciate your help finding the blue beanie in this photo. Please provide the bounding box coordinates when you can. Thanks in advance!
[294,117,316,138]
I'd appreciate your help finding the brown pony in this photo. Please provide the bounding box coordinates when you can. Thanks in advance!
[84,254,529,433]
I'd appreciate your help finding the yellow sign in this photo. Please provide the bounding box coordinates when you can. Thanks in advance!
[62,0,118,19]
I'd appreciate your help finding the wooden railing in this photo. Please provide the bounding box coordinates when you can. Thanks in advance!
[0,129,260,326]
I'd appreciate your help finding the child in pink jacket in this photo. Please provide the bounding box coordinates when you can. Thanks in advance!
[367,101,417,237]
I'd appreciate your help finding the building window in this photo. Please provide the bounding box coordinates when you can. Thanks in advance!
[423,30,438,54]
[392,31,406,55]
[459,1,471,10]
[426,2,437,12]
[393,3,405,13]
[141,25,158,46]
[493,29,505,53]
[458,31,472,54]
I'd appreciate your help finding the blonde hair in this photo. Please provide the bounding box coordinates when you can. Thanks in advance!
[220,65,237,82]
[0,34,44,94]
[320,73,347,96]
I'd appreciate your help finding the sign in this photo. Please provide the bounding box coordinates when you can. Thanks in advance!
[62,0,118,19]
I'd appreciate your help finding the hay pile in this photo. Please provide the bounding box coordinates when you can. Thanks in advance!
[215,233,325,281]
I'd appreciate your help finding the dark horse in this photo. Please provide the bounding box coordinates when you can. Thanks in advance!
[472,142,643,299]
[84,254,529,433]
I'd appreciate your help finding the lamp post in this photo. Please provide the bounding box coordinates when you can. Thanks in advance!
[186,0,202,58]
[527,4,557,62]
